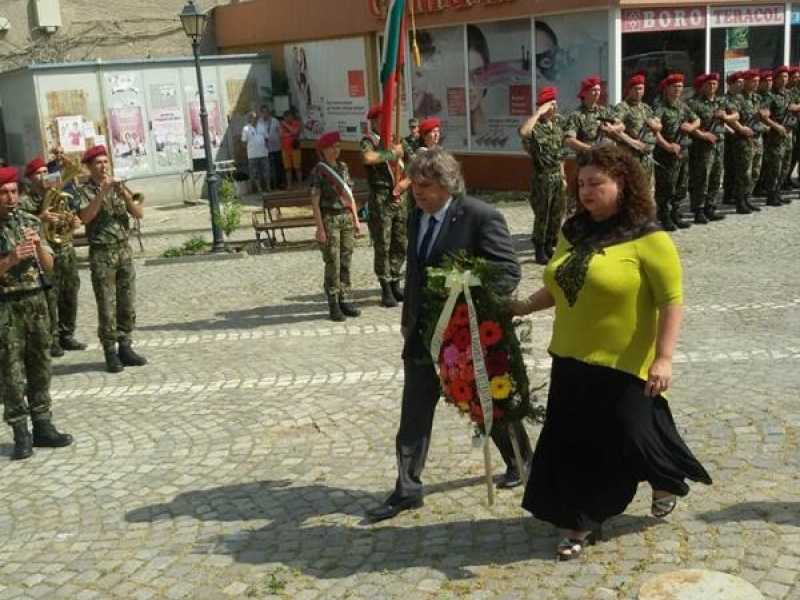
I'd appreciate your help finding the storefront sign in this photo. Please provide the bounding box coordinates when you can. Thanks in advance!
[622,7,706,33]
[709,5,784,28]
[368,0,516,19]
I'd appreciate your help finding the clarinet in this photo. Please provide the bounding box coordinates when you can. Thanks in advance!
[9,208,52,291]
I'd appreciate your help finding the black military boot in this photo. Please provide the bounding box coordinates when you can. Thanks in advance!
[389,280,404,302]
[765,192,782,207]
[10,422,33,461]
[328,296,346,322]
[339,293,361,318]
[534,244,548,265]
[671,211,692,229]
[50,341,64,357]
[703,206,725,221]
[104,347,124,373]
[658,210,677,232]
[780,193,793,204]
[60,336,87,351]
[736,198,753,214]
[379,280,398,308]
[693,209,709,224]
[545,240,556,260]
[118,343,147,367]
[744,197,761,212]
[32,419,73,448]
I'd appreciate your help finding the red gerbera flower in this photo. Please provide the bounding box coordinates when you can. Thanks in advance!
[451,302,470,326]
[479,320,503,347]
[450,378,474,404]
[485,351,510,377]
[452,327,471,351]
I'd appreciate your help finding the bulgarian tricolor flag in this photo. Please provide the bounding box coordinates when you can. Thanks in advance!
[379,0,407,150]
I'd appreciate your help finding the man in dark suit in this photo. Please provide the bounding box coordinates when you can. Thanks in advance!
[367,148,532,522]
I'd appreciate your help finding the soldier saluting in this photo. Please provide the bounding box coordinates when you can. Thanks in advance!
[0,166,73,460]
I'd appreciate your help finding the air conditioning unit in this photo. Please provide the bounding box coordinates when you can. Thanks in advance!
[34,0,62,31]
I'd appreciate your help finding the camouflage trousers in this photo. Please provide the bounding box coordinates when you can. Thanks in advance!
[367,190,407,283]
[761,131,792,194]
[751,136,765,195]
[729,137,758,201]
[319,211,355,298]
[689,141,724,210]
[0,291,52,424]
[654,148,690,215]
[89,243,137,350]
[529,172,565,245]
[45,244,81,340]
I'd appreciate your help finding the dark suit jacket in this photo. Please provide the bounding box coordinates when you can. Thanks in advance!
[401,194,521,358]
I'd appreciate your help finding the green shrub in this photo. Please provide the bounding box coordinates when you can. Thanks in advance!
[182,235,207,253]
[213,178,243,241]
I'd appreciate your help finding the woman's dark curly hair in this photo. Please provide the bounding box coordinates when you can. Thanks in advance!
[573,145,656,224]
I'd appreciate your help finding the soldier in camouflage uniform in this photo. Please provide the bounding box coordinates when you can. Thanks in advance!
[752,71,775,197]
[781,67,800,190]
[75,145,147,373]
[613,73,661,181]
[0,166,73,461]
[759,66,800,207]
[563,76,624,155]
[687,72,736,223]
[361,105,408,308]
[519,86,566,265]
[309,131,362,322]
[728,69,767,214]
[653,73,701,231]
[19,156,86,357]
[721,72,743,205]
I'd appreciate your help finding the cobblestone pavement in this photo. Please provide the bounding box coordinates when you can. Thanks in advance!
[1,197,799,600]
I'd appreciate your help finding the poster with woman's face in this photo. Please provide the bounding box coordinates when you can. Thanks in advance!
[410,26,468,151]
[534,12,610,114]
[57,116,86,153]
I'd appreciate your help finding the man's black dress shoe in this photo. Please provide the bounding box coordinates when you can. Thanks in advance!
[496,469,523,489]
[366,494,424,522]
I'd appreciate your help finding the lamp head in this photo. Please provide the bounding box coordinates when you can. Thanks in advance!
[179,1,206,41]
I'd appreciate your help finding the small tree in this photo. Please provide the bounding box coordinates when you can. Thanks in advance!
[213,178,243,248]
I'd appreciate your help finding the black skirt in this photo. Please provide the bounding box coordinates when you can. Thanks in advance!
[522,355,712,532]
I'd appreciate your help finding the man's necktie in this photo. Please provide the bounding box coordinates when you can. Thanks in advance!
[419,215,438,263]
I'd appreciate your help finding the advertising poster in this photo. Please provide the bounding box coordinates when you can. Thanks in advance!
[284,38,369,141]
[187,100,223,159]
[410,26,469,151]
[108,106,148,176]
[57,116,86,153]
[151,108,188,168]
[534,12,610,114]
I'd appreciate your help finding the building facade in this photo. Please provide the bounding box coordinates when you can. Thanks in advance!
[212,0,800,191]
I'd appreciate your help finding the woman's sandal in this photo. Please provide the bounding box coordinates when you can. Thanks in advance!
[555,531,596,561]
[651,493,678,518]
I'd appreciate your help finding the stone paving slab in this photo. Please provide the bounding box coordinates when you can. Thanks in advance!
[1,199,799,599]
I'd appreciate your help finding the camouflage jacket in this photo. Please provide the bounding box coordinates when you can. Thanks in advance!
[0,211,51,295]
[564,105,616,144]
[74,179,131,246]
[687,95,731,142]
[614,99,657,150]
[763,88,794,126]
[653,98,699,144]
[309,160,353,212]
[522,115,566,174]
[735,92,767,135]
[361,130,411,191]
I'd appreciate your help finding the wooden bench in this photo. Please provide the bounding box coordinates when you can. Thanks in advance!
[253,186,370,248]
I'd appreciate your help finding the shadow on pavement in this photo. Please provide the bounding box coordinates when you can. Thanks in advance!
[124,478,658,578]
[137,302,332,331]
[697,501,800,527]
[52,361,107,376]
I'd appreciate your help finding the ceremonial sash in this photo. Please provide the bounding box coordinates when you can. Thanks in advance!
[315,162,355,209]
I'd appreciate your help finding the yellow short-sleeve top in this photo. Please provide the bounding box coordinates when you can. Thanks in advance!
[543,230,682,381]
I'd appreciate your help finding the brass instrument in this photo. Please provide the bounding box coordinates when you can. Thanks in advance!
[112,176,144,206]
[41,154,82,245]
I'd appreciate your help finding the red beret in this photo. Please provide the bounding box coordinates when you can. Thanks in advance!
[693,74,705,90]
[25,157,47,178]
[0,166,19,187]
[82,144,108,164]
[658,73,684,92]
[725,71,743,85]
[774,65,790,75]
[316,130,341,151]
[578,76,602,99]
[536,86,557,105]
[761,70,773,79]
[366,105,383,119]
[743,68,760,80]
[625,73,646,91]
[419,117,441,136]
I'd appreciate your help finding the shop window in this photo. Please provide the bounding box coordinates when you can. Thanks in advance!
[709,26,784,76]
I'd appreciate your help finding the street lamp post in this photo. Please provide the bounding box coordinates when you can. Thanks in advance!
[179,0,225,252]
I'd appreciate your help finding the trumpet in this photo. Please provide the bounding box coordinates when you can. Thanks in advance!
[111,176,144,206]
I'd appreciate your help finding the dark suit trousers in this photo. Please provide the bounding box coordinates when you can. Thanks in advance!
[394,356,534,499]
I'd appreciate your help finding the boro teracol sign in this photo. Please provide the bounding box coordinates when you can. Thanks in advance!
[622,7,706,33]
[708,5,785,28]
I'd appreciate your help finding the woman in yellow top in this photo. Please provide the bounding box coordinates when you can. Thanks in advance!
[510,145,711,561]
